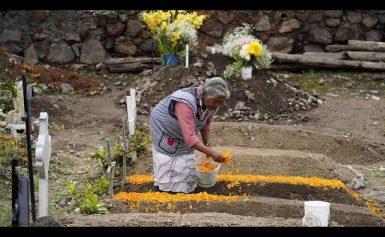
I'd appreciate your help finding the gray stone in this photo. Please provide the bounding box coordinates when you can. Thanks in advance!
[80,39,106,64]
[200,19,223,38]
[278,19,301,33]
[60,83,74,94]
[304,44,325,52]
[325,18,341,27]
[244,90,255,101]
[47,42,75,63]
[64,32,81,42]
[378,15,385,24]
[104,38,114,50]
[347,11,362,24]
[87,28,105,41]
[119,14,128,22]
[362,15,378,28]
[307,13,323,23]
[71,43,80,57]
[300,22,310,33]
[234,101,246,111]
[254,15,272,32]
[33,31,48,41]
[334,24,362,42]
[216,11,234,25]
[132,37,142,45]
[139,39,155,52]
[365,30,383,41]
[78,17,97,34]
[307,26,333,45]
[348,176,366,190]
[114,40,137,56]
[24,44,39,65]
[126,19,144,37]
[0,29,22,43]
[325,10,343,18]
[266,37,293,53]
[106,22,125,37]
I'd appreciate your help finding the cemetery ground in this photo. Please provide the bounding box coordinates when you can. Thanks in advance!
[1,54,385,226]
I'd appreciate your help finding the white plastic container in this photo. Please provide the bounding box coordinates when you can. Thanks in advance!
[302,201,330,227]
[240,66,253,80]
[195,155,220,188]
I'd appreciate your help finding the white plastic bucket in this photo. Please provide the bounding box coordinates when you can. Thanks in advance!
[195,156,220,188]
[302,201,330,227]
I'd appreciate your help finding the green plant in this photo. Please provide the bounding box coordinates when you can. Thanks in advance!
[65,178,109,215]
[93,176,109,196]
[129,123,152,153]
[0,80,17,113]
[51,123,65,131]
[306,68,316,77]
[79,184,108,214]
[89,146,108,170]
[0,133,26,168]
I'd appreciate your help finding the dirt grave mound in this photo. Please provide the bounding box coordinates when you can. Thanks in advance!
[138,53,320,122]
[0,53,101,94]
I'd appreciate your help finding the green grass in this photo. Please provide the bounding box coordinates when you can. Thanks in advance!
[286,71,385,96]
[50,123,65,131]
[0,202,12,227]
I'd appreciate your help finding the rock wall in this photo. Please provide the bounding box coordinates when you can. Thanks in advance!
[1,10,384,65]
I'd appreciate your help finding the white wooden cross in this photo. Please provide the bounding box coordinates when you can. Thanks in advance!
[34,112,51,218]
[126,88,137,162]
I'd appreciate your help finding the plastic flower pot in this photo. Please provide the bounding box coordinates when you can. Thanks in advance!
[241,66,253,80]
[162,54,180,66]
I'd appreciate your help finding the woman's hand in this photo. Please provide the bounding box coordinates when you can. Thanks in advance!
[210,150,225,163]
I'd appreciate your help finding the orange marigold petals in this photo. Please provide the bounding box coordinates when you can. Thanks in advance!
[219,151,232,165]
[197,161,218,172]
[114,191,242,203]
[126,175,154,184]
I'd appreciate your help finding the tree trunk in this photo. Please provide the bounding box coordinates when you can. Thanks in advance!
[104,57,161,65]
[347,51,385,62]
[326,41,385,52]
[272,52,385,71]
[107,63,151,73]
[303,52,347,60]
[348,40,385,48]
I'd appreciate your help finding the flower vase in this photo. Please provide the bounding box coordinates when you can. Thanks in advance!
[241,66,253,80]
[162,54,180,66]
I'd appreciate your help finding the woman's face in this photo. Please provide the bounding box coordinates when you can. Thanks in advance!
[203,95,226,111]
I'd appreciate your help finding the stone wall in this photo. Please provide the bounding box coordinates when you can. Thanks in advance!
[1,10,385,65]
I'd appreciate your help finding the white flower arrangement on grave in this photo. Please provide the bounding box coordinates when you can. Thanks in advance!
[167,21,199,56]
[219,23,273,79]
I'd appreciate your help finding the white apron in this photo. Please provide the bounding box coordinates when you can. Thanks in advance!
[152,147,197,193]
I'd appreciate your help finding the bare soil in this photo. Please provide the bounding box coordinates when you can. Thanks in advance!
[1,53,385,227]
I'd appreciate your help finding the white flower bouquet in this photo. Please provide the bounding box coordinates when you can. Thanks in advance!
[219,23,273,79]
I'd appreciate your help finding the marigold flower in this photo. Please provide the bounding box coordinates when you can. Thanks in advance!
[197,161,218,172]
[219,151,232,165]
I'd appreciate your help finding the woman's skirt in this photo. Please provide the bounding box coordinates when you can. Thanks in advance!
[152,147,197,193]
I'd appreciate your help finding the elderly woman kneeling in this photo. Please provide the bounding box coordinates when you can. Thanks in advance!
[149,77,230,193]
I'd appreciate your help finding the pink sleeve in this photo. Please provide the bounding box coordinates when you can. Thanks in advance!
[201,116,213,131]
[174,102,200,148]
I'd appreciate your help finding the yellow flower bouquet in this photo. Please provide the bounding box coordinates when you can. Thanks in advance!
[219,23,273,79]
[141,10,207,65]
